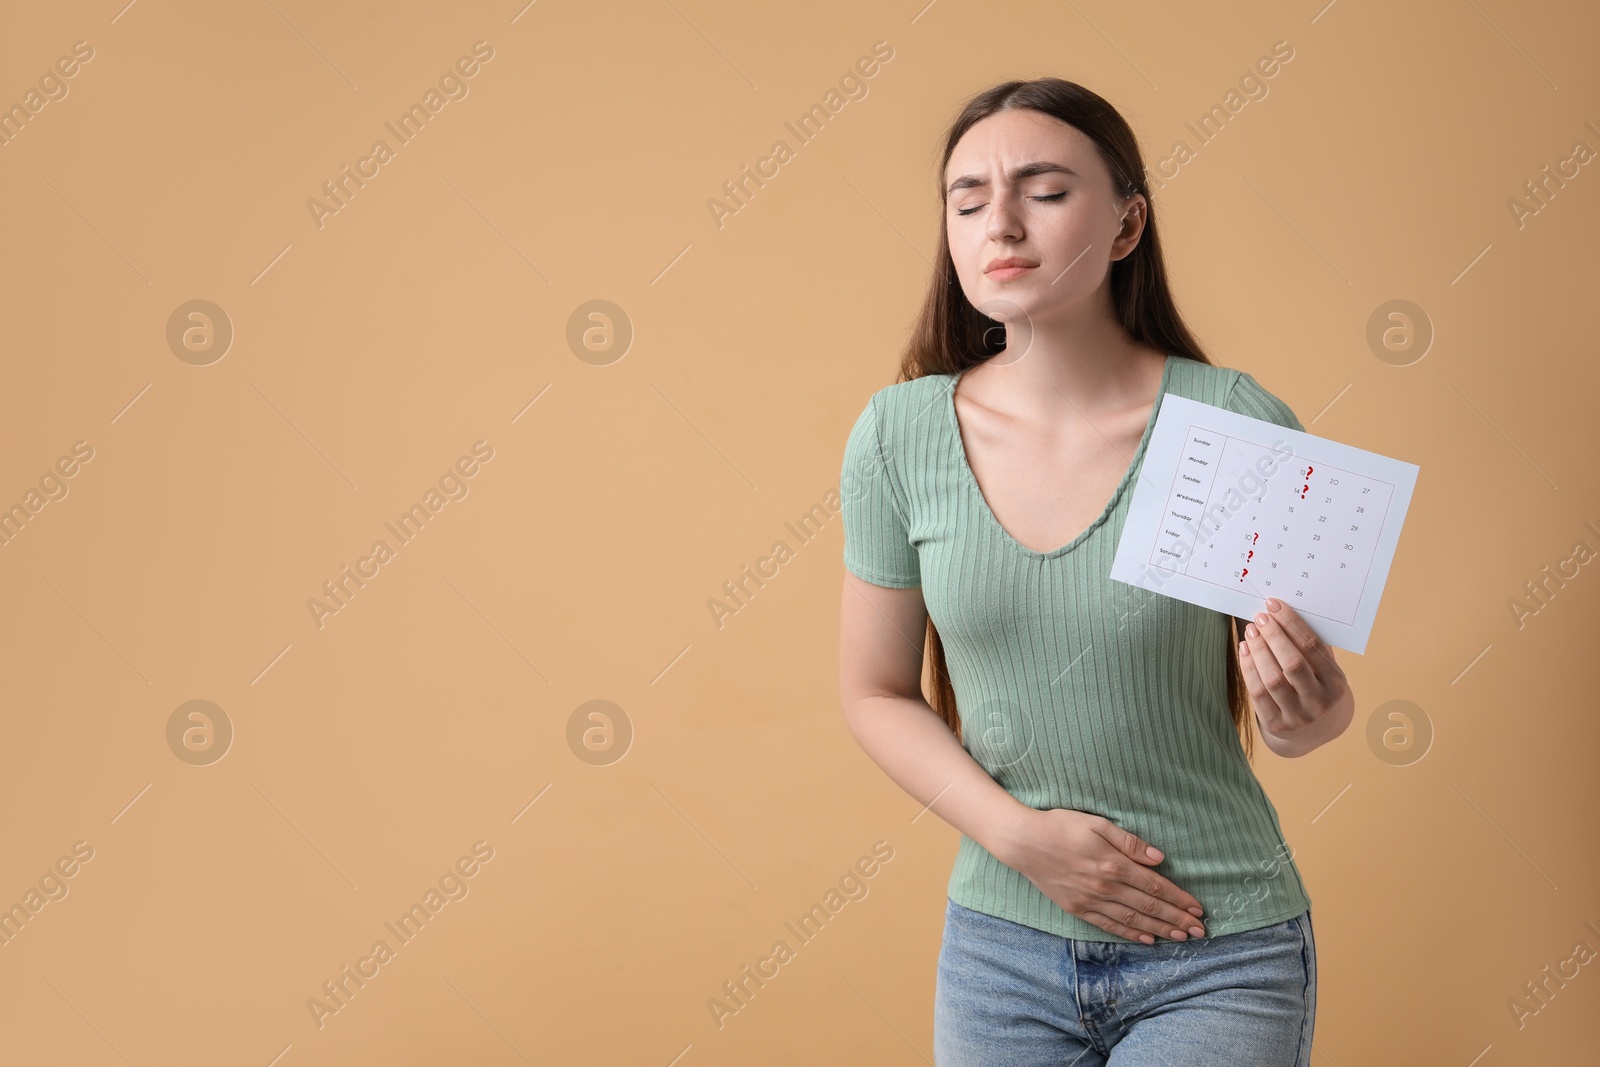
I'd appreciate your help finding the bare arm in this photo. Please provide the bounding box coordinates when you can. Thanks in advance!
[838,572,1210,943]
[837,574,1033,866]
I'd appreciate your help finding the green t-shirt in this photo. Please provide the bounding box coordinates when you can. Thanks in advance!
[839,354,1313,942]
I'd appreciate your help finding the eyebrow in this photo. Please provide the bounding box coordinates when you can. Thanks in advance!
[946,161,1078,195]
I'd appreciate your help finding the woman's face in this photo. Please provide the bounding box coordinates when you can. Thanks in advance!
[943,108,1144,328]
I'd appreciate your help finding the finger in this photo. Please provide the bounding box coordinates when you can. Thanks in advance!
[1084,901,1192,944]
[1091,821,1207,936]
[1262,596,1303,626]
[1083,893,1204,944]
[1116,872,1209,939]
[1081,909,1160,944]
[1264,597,1346,684]
[1100,819,1167,866]
[1240,625,1286,718]
[1123,858,1206,921]
[1244,618,1312,729]
[1253,608,1318,703]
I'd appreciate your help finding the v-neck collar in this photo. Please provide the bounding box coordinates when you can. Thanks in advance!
[946,354,1175,561]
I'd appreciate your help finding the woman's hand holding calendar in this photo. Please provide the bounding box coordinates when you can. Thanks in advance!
[1239,597,1355,758]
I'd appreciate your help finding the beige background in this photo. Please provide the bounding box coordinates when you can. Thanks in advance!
[1,0,1597,1063]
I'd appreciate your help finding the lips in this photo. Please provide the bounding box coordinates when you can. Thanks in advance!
[985,257,1039,273]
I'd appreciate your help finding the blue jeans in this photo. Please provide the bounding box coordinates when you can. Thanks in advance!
[934,898,1316,1066]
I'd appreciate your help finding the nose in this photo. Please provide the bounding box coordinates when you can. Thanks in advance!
[985,190,1023,241]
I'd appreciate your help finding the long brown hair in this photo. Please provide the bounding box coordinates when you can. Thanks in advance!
[897,77,1257,761]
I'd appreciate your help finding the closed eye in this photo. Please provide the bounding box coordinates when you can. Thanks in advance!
[955,192,1066,217]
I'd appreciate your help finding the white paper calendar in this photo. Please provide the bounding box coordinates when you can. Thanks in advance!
[1110,394,1419,654]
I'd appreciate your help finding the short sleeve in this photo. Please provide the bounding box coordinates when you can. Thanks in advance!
[839,395,921,588]
[1225,370,1305,433]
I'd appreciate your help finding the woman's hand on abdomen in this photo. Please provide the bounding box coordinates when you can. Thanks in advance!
[1008,808,1209,944]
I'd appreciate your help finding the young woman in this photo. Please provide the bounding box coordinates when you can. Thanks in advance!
[836,78,1354,1065]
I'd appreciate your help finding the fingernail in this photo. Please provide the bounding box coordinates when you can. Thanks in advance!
[1189,925,1205,937]
[1146,846,1163,860]
[1188,906,1204,917]
[1254,612,1268,626]
[1267,597,1282,612]
[1245,624,1257,638]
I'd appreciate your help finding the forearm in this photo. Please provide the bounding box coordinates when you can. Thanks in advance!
[843,692,1034,865]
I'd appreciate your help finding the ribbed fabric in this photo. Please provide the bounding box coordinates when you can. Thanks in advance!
[839,354,1313,942]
